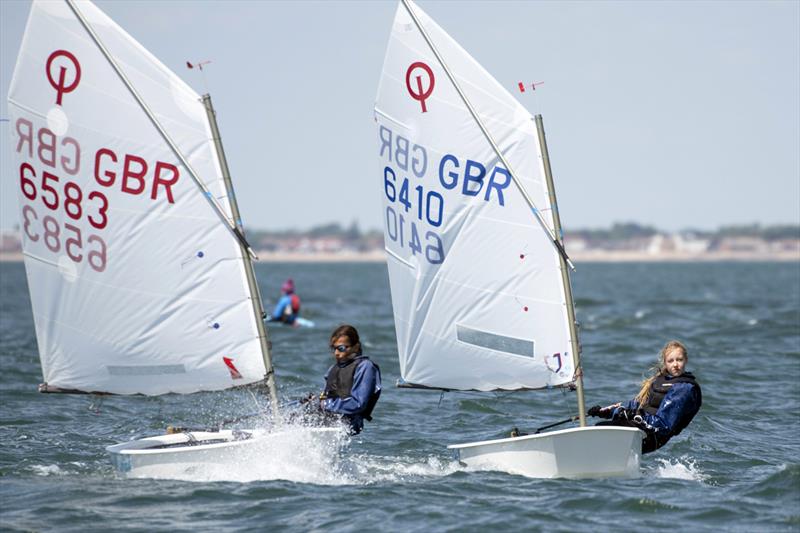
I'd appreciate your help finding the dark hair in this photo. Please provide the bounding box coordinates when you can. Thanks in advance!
[330,324,362,355]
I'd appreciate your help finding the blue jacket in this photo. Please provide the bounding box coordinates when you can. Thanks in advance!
[616,380,701,443]
[271,294,296,324]
[321,358,382,434]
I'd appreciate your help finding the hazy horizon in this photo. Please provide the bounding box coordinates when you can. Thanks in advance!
[1,217,796,236]
[2,0,798,233]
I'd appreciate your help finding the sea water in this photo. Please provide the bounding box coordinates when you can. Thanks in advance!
[1,261,798,531]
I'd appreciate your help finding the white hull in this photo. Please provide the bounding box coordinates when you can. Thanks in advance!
[266,316,315,328]
[107,427,339,478]
[448,426,642,479]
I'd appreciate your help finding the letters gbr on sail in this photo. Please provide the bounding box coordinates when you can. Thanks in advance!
[8,0,265,395]
[374,0,576,392]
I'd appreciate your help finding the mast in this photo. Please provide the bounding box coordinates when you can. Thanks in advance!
[201,94,280,416]
[534,115,586,427]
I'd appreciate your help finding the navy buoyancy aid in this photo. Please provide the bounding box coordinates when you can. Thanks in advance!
[324,356,381,421]
[642,372,702,433]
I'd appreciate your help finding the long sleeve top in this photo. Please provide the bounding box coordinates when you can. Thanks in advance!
[270,294,295,323]
[321,359,382,433]
[617,381,701,440]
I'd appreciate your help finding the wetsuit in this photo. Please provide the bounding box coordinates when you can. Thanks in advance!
[602,372,702,454]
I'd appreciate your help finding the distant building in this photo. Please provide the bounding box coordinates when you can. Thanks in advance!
[673,233,711,254]
[712,236,769,253]
[0,230,21,253]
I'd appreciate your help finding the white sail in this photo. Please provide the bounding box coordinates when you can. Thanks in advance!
[7,0,266,395]
[374,0,575,391]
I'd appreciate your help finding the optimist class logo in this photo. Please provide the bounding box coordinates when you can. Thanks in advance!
[46,50,81,106]
[406,61,434,113]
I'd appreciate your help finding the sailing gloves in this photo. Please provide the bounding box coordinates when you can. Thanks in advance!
[588,405,613,419]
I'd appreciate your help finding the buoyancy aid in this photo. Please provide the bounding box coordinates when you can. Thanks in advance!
[642,372,702,434]
[290,293,301,313]
[324,356,381,421]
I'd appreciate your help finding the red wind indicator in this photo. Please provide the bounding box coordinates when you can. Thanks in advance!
[187,60,212,71]
[518,80,545,93]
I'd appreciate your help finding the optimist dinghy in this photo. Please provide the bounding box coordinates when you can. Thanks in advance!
[374,0,641,479]
[8,0,332,477]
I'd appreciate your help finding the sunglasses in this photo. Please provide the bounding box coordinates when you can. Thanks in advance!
[330,344,351,353]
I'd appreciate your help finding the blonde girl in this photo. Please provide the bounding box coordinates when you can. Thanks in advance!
[588,341,702,454]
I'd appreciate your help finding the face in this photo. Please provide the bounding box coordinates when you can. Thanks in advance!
[663,348,687,377]
[330,335,355,362]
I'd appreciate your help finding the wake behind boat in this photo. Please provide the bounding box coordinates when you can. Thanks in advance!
[7,0,331,477]
[374,0,641,479]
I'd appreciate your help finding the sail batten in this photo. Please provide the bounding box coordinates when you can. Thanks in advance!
[9,0,266,395]
[376,0,575,392]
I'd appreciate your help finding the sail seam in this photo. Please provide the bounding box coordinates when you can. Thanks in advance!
[374,107,411,130]
[385,247,415,268]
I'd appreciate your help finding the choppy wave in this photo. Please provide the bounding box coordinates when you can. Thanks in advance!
[2,262,799,532]
[652,455,708,482]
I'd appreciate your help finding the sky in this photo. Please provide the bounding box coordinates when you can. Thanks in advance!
[1,0,798,233]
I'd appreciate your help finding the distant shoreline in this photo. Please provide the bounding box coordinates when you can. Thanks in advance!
[1,250,798,263]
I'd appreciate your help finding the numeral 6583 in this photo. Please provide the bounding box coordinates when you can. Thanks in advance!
[22,205,107,272]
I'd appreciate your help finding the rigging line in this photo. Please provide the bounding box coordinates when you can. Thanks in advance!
[400,0,574,270]
[64,0,256,257]
[88,394,104,413]
[247,389,264,413]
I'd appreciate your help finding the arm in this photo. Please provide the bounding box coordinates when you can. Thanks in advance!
[322,362,380,416]
[271,295,290,320]
[620,398,640,411]
[587,401,623,418]
[590,400,637,420]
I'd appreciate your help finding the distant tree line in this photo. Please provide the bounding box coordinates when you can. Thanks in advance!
[713,224,800,241]
[247,221,383,243]
[567,222,799,241]
[246,221,798,243]
[567,222,659,241]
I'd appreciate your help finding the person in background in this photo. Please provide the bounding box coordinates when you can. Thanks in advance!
[268,278,301,326]
[588,340,702,454]
[314,324,381,435]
